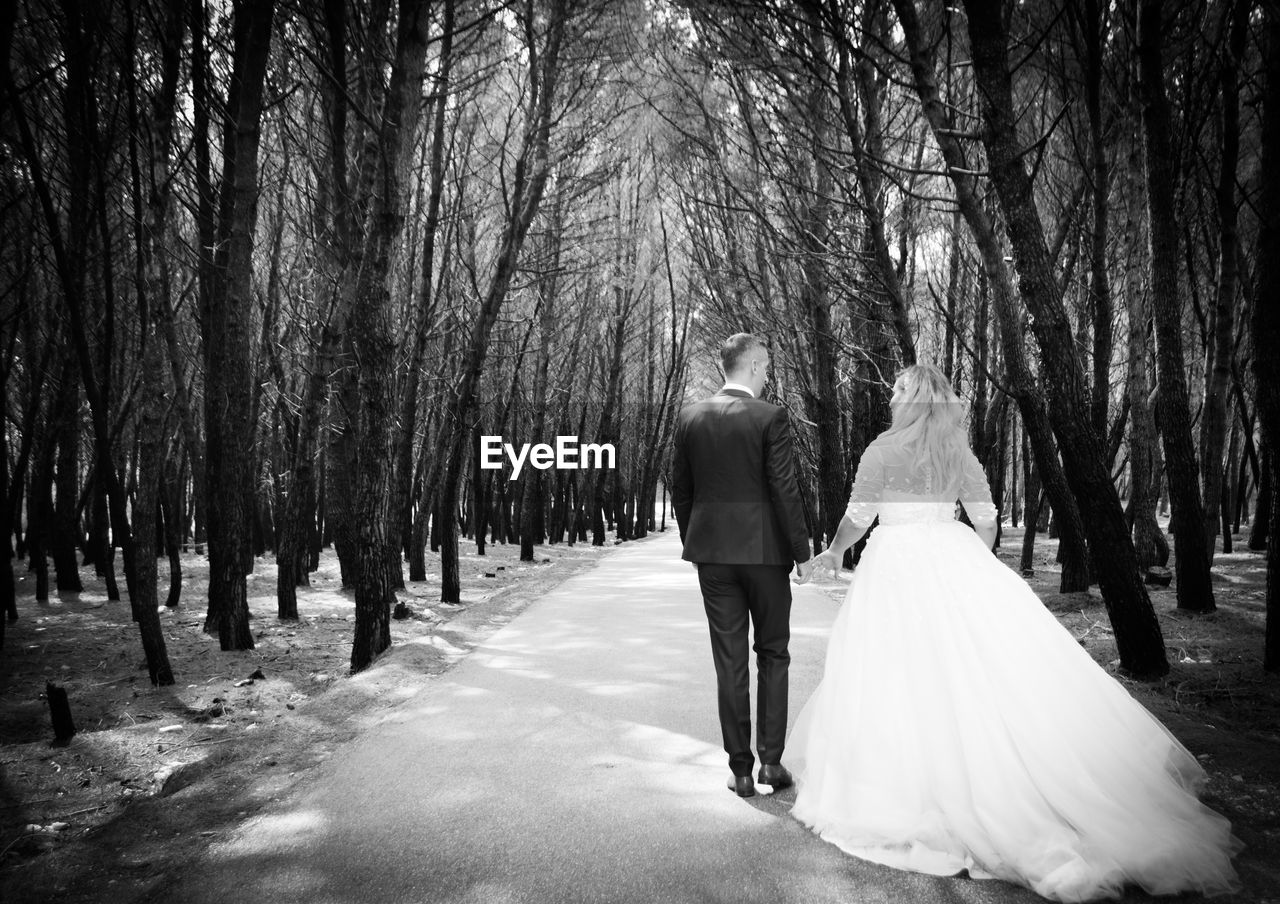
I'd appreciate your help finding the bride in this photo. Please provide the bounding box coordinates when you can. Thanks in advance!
[788,363,1242,902]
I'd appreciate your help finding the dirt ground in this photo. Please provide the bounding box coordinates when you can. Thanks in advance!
[1,523,1279,903]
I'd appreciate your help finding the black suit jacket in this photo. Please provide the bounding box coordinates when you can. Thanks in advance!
[671,389,811,566]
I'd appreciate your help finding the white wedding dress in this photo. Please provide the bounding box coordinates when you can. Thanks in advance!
[788,437,1242,902]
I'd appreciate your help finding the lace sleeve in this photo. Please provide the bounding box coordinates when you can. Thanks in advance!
[845,445,883,528]
[959,447,998,525]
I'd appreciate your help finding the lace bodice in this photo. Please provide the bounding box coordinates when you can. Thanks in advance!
[845,437,998,528]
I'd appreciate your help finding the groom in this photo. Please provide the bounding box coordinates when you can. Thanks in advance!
[672,333,813,798]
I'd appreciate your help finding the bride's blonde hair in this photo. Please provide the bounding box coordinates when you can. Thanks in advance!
[881,363,970,493]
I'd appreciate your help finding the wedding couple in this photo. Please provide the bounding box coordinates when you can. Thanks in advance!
[671,333,1242,903]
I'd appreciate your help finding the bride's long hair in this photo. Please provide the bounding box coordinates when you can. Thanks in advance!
[880,363,970,493]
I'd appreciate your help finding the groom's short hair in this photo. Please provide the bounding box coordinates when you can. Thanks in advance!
[721,333,764,376]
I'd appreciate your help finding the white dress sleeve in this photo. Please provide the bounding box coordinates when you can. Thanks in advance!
[959,447,999,526]
[845,445,884,528]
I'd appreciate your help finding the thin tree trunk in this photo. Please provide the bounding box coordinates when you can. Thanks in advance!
[30,417,54,604]
[943,211,961,381]
[1122,122,1168,570]
[1222,409,1240,555]
[1255,1,1280,672]
[1020,433,1041,575]
[123,0,182,684]
[1079,0,1113,447]
[1137,0,1214,612]
[521,195,562,562]
[594,310,626,547]
[162,454,183,607]
[1251,442,1271,551]
[1009,410,1019,529]
[52,367,82,593]
[1198,0,1248,564]
[798,12,845,549]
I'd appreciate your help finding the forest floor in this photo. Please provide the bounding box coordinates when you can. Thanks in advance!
[0,522,1278,903]
[1009,526,1280,899]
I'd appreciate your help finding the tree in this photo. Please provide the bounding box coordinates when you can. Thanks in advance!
[959,0,1168,677]
[1135,0,1214,611]
[346,0,439,672]
[1197,0,1249,563]
[202,0,277,650]
[126,0,184,685]
[1256,0,1280,673]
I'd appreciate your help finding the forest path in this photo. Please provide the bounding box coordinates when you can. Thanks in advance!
[154,532,1041,904]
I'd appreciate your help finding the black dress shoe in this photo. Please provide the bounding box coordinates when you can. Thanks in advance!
[758,764,793,789]
[726,775,756,797]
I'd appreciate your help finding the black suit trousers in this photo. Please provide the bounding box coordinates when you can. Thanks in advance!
[696,562,792,776]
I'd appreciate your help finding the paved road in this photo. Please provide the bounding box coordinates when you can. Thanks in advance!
[160,533,1040,904]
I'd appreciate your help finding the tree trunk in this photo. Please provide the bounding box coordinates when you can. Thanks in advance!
[203,0,276,649]
[798,14,845,549]
[349,0,437,673]
[1020,435,1041,575]
[1082,0,1112,445]
[277,312,352,615]
[162,457,183,608]
[30,418,54,604]
[1255,1,1280,672]
[1122,126,1168,571]
[1222,411,1240,555]
[123,0,182,684]
[1136,0,1214,612]
[958,0,1168,676]
[52,368,82,593]
[521,197,561,562]
[328,387,360,585]
[1009,411,1019,529]
[1251,442,1271,551]
[593,315,626,547]
[1198,0,1248,564]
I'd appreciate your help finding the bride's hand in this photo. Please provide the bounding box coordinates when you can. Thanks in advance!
[814,550,841,579]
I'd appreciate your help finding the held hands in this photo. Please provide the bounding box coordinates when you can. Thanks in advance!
[793,551,843,585]
[793,551,844,585]
[813,549,842,580]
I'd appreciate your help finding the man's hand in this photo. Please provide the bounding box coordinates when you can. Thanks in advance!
[793,558,814,585]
